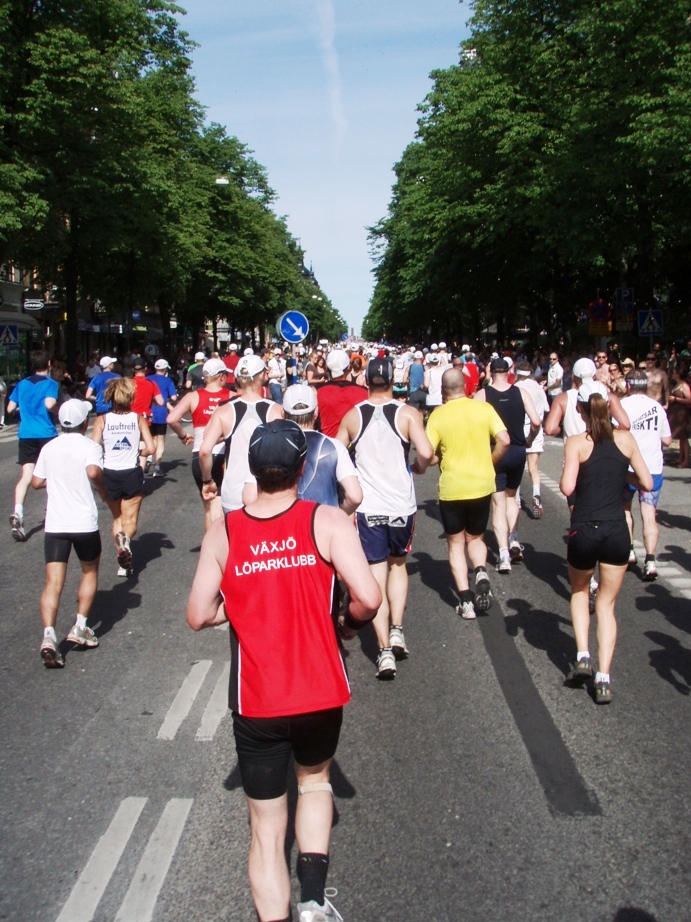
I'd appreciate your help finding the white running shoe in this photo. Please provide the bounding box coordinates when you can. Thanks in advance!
[456,600,476,620]
[10,513,25,542]
[643,559,657,581]
[509,539,524,562]
[115,531,132,569]
[376,648,396,680]
[40,636,64,668]
[117,566,134,578]
[66,624,99,647]
[389,626,409,660]
[496,554,511,574]
[297,893,343,922]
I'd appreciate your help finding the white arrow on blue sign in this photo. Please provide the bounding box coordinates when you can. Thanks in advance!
[276,310,309,344]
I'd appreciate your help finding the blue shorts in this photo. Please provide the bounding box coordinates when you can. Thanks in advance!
[355,512,416,564]
[623,472,663,508]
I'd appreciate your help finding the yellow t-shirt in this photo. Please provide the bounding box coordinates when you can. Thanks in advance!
[426,398,507,501]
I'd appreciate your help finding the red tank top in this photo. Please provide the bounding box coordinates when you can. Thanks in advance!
[192,387,231,428]
[220,500,350,717]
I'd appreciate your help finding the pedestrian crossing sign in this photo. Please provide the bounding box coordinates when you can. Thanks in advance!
[0,324,19,347]
[637,310,663,336]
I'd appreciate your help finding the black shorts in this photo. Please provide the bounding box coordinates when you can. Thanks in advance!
[18,437,56,466]
[44,531,102,564]
[232,707,343,800]
[567,519,630,571]
[191,452,225,495]
[494,444,526,492]
[439,495,492,537]
[407,390,427,411]
[149,423,167,436]
[103,467,145,501]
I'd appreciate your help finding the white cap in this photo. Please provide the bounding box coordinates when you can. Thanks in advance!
[228,343,238,351]
[428,353,440,363]
[243,347,254,355]
[154,359,169,370]
[58,399,91,429]
[100,356,115,368]
[414,350,424,359]
[326,351,350,375]
[194,351,205,362]
[438,341,446,349]
[462,344,470,353]
[505,355,514,368]
[577,380,608,402]
[203,358,227,377]
[236,354,266,378]
[573,357,596,380]
[283,384,318,415]
[430,343,439,351]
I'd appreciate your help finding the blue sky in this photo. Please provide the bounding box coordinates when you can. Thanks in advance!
[177,1,471,335]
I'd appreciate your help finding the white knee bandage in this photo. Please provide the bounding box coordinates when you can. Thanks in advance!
[297,782,333,795]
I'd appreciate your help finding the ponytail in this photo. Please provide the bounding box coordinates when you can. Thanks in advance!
[582,393,613,443]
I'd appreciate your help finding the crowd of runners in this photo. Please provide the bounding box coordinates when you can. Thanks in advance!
[5,336,689,922]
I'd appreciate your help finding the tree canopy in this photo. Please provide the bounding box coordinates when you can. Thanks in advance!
[364,0,691,346]
[0,0,345,362]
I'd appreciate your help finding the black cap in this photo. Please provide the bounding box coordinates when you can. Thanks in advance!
[132,356,147,369]
[366,358,392,386]
[490,357,510,373]
[248,420,307,477]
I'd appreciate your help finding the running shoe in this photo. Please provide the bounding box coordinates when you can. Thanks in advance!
[589,577,598,614]
[643,559,657,581]
[496,554,511,574]
[389,626,409,660]
[627,547,637,568]
[151,465,162,478]
[509,539,524,562]
[40,636,64,668]
[115,531,132,569]
[594,679,612,704]
[532,495,543,519]
[9,513,25,542]
[564,657,593,686]
[474,570,493,612]
[66,624,99,647]
[456,600,476,620]
[117,566,134,578]
[376,648,396,680]
[297,893,344,922]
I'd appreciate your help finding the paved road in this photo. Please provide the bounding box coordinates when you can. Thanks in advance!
[0,423,689,922]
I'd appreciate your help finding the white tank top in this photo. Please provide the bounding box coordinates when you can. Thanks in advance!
[426,366,444,406]
[562,389,586,439]
[102,412,140,470]
[221,399,272,512]
[352,401,416,517]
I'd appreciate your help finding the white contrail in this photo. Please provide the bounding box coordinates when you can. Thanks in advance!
[315,0,347,148]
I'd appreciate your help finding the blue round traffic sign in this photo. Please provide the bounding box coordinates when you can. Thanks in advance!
[276,311,309,344]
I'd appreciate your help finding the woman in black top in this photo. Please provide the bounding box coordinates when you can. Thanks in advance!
[559,381,651,703]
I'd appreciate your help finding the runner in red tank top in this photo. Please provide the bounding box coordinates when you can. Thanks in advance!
[188,420,380,922]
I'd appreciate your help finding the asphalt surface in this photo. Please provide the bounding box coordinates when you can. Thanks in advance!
[0,420,689,922]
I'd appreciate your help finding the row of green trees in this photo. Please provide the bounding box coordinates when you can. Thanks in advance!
[0,0,346,364]
[364,0,691,347]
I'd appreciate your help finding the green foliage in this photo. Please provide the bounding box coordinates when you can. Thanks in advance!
[0,0,335,360]
[365,0,691,345]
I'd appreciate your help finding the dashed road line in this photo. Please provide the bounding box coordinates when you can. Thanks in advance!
[114,798,193,922]
[196,663,231,741]
[56,796,147,922]
[157,660,212,740]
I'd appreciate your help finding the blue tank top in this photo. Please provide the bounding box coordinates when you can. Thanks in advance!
[408,363,424,392]
[298,430,340,507]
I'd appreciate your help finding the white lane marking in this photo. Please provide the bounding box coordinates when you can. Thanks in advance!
[56,797,147,922]
[114,798,193,922]
[668,578,691,589]
[196,662,231,741]
[157,661,212,740]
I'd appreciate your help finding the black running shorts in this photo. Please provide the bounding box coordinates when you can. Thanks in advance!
[567,519,630,571]
[44,530,102,564]
[494,444,526,492]
[103,466,145,501]
[18,437,55,466]
[149,423,167,437]
[232,707,343,800]
[439,495,492,537]
[191,452,225,495]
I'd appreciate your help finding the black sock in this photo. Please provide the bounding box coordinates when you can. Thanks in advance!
[297,852,329,905]
[459,589,474,603]
[645,554,655,562]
